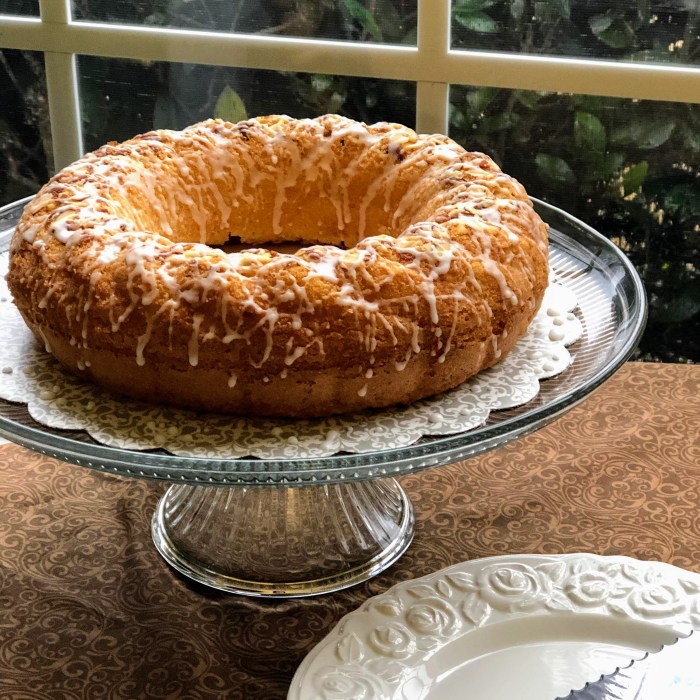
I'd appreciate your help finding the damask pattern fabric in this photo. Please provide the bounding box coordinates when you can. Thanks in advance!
[0,362,697,698]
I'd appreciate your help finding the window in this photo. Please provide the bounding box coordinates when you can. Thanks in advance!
[451,0,700,66]
[0,0,698,362]
[78,56,416,153]
[72,0,418,44]
[0,1,38,16]
[0,49,51,203]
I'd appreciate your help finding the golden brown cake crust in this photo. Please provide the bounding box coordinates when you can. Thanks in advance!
[8,115,548,417]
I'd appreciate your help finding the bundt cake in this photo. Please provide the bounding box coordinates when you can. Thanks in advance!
[8,114,549,417]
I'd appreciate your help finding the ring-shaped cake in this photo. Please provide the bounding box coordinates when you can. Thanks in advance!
[8,115,549,417]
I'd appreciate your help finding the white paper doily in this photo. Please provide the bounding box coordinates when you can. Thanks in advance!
[0,252,581,459]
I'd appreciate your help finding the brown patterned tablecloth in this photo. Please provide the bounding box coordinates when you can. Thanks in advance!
[0,361,698,699]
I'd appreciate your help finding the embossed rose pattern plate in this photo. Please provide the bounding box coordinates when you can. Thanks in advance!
[288,554,700,700]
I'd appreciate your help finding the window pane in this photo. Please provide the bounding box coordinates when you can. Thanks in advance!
[449,85,699,363]
[78,55,416,152]
[0,0,39,14]
[451,1,700,66]
[72,0,418,45]
[0,49,52,207]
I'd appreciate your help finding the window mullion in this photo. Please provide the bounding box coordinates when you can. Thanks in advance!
[416,0,451,134]
[416,82,450,135]
[39,0,82,170]
[38,0,70,23]
[44,51,83,169]
[1,17,698,105]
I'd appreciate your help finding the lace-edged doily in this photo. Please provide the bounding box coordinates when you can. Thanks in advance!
[0,253,581,458]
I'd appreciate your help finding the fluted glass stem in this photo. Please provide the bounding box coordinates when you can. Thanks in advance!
[151,478,414,597]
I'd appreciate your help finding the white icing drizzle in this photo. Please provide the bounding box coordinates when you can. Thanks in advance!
[188,314,204,366]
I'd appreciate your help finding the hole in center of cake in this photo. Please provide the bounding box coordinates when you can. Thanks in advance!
[219,235,349,255]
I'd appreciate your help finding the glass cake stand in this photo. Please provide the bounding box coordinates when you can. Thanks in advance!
[0,198,646,597]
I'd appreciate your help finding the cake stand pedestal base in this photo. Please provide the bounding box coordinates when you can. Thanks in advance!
[151,477,414,597]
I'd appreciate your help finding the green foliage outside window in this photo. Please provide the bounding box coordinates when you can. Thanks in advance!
[0,0,697,362]
[448,0,699,362]
[71,0,418,43]
[451,0,699,63]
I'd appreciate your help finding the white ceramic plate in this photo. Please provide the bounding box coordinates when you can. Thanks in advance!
[288,554,700,700]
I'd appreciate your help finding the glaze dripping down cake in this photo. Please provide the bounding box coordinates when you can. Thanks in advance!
[7,114,549,417]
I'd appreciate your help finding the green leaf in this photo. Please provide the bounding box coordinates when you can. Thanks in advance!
[372,0,402,42]
[574,111,606,153]
[449,104,467,130]
[589,12,636,48]
[454,11,498,33]
[657,294,700,323]
[536,153,576,185]
[636,121,676,150]
[588,13,612,35]
[144,11,167,25]
[532,0,570,22]
[621,161,648,195]
[342,0,383,42]
[534,1,565,22]
[311,74,334,93]
[610,119,676,150]
[515,90,544,110]
[153,93,180,130]
[214,85,247,124]
[327,91,346,113]
[557,0,571,19]
[608,124,633,146]
[401,26,418,45]
[663,184,700,219]
[466,86,499,114]
[454,0,497,10]
[680,124,700,152]
[601,152,625,177]
[571,94,605,112]
[597,27,635,49]
[477,112,520,133]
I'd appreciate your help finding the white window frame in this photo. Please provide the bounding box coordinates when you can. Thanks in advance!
[1,0,698,171]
